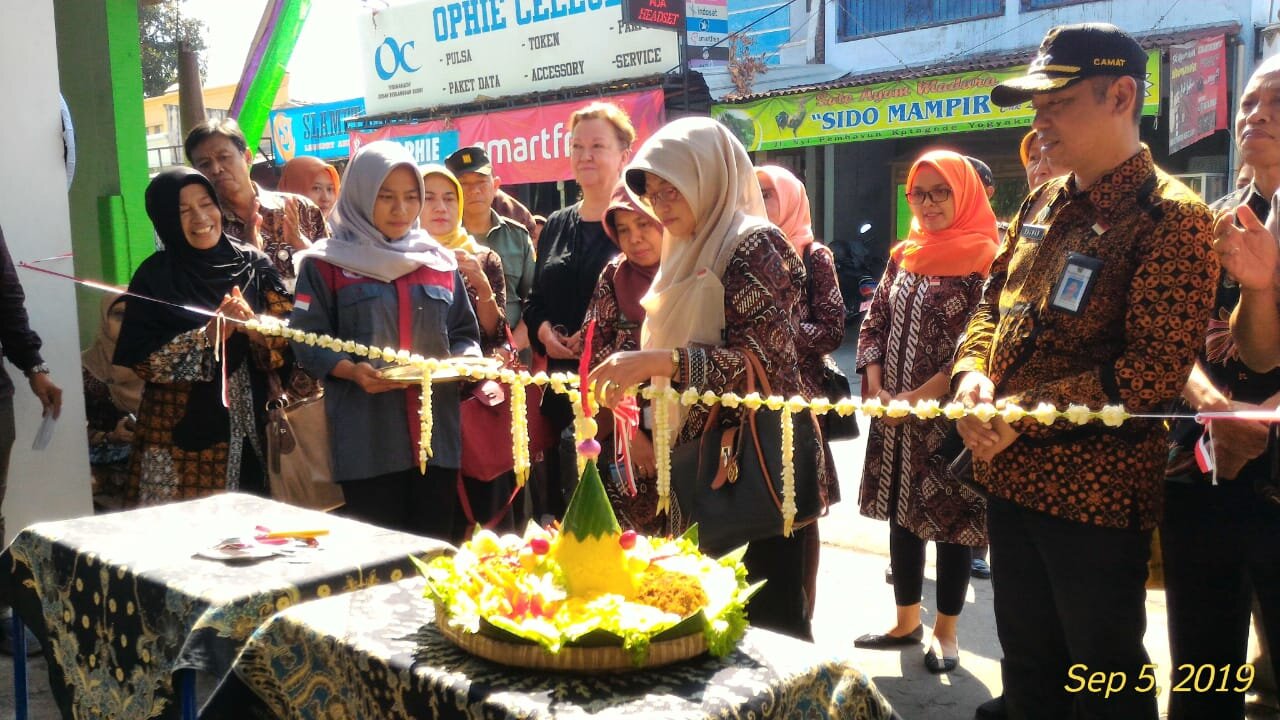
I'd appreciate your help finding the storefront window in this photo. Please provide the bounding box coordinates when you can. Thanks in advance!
[839,0,1002,40]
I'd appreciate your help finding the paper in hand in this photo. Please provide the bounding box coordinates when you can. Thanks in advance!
[32,412,56,451]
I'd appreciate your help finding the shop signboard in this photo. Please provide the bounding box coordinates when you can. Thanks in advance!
[711,50,1161,151]
[622,0,685,31]
[1168,35,1227,154]
[358,0,679,114]
[349,88,665,185]
[269,98,367,164]
[685,0,728,68]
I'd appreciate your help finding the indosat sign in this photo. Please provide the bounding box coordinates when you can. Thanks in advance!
[358,0,679,114]
[711,50,1161,151]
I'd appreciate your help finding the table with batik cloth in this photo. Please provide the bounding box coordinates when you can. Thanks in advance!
[0,493,451,720]
[201,577,899,720]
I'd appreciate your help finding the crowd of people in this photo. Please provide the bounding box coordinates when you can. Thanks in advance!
[0,17,1273,720]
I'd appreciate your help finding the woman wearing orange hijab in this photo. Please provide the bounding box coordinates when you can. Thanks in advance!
[853,149,998,674]
[278,156,341,220]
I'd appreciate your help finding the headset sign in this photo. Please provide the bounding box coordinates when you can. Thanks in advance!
[623,0,685,30]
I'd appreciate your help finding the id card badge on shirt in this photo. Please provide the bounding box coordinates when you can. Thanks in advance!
[1050,252,1103,315]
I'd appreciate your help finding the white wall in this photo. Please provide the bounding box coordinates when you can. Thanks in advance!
[826,0,1256,76]
[0,2,94,543]
[780,0,819,64]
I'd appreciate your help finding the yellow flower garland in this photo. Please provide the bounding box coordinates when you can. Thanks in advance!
[246,316,1147,534]
[509,379,531,487]
[780,400,797,535]
[650,380,674,516]
[419,378,433,474]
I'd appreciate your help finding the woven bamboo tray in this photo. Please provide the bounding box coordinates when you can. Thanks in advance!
[435,607,708,672]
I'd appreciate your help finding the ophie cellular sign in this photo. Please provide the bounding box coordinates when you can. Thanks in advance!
[358,0,679,114]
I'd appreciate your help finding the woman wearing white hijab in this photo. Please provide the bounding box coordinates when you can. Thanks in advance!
[290,141,482,541]
[588,117,825,639]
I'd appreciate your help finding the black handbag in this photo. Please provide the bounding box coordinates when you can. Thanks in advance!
[819,359,859,440]
[800,245,858,441]
[672,351,825,555]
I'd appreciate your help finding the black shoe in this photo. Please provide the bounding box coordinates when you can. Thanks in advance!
[924,648,959,673]
[853,625,923,648]
[974,695,1007,720]
[971,558,992,579]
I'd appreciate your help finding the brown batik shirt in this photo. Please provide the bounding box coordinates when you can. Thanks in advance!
[222,184,327,287]
[952,146,1219,531]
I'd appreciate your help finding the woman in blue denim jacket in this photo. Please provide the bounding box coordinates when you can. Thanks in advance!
[290,142,481,541]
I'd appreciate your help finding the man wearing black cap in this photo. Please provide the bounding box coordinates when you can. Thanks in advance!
[446,146,536,352]
[952,23,1218,719]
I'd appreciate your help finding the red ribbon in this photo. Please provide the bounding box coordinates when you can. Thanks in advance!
[613,395,640,496]
[578,319,596,418]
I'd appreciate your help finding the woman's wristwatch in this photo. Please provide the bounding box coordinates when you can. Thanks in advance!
[24,363,50,378]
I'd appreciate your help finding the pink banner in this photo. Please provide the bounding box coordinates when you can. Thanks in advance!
[349,89,666,185]
[1169,35,1228,154]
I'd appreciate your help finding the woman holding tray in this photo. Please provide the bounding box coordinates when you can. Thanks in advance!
[289,141,481,541]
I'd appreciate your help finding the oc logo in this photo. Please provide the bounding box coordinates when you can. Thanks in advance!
[375,37,420,81]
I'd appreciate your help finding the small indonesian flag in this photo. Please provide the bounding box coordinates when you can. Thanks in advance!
[1195,424,1218,485]
[295,293,311,312]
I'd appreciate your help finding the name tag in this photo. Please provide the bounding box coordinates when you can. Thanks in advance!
[1020,224,1047,242]
[1050,252,1103,315]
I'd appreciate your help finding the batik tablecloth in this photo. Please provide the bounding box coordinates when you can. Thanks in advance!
[0,493,451,719]
[201,577,898,719]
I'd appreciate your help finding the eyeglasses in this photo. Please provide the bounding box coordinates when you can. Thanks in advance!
[642,185,683,206]
[905,187,953,205]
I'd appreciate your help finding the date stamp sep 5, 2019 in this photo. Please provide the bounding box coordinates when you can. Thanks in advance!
[1065,663,1256,698]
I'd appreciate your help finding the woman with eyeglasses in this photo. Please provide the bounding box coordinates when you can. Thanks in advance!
[852,149,999,674]
[587,117,826,640]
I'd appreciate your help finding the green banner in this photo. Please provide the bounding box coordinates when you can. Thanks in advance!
[712,50,1161,152]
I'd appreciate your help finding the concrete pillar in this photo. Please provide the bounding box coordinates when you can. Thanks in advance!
[54,0,155,346]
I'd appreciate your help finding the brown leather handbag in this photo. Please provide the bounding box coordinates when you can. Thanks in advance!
[264,372,344,512]
[671,350,825,554]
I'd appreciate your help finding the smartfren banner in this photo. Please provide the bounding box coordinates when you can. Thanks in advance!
[359,0,680,114]
[348,88,665,184]
[712,50,1161,151]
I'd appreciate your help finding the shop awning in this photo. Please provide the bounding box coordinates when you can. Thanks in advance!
[711,21,1239,152]
[696,63,849,102]
[722,20,1241,104]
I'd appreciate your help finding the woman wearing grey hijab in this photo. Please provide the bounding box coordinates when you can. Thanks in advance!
[290,141,482,541]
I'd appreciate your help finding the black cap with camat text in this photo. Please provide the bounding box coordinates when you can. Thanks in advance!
[991,23,1146,108]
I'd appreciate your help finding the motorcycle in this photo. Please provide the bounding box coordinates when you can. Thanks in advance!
[829,222,883,329]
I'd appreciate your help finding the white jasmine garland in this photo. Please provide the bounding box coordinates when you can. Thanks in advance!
[1064,404,1093,425]
[781,404,797,536]
[1030,402,1059,426]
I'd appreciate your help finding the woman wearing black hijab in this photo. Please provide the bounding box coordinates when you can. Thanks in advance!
[115,167,291,505]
